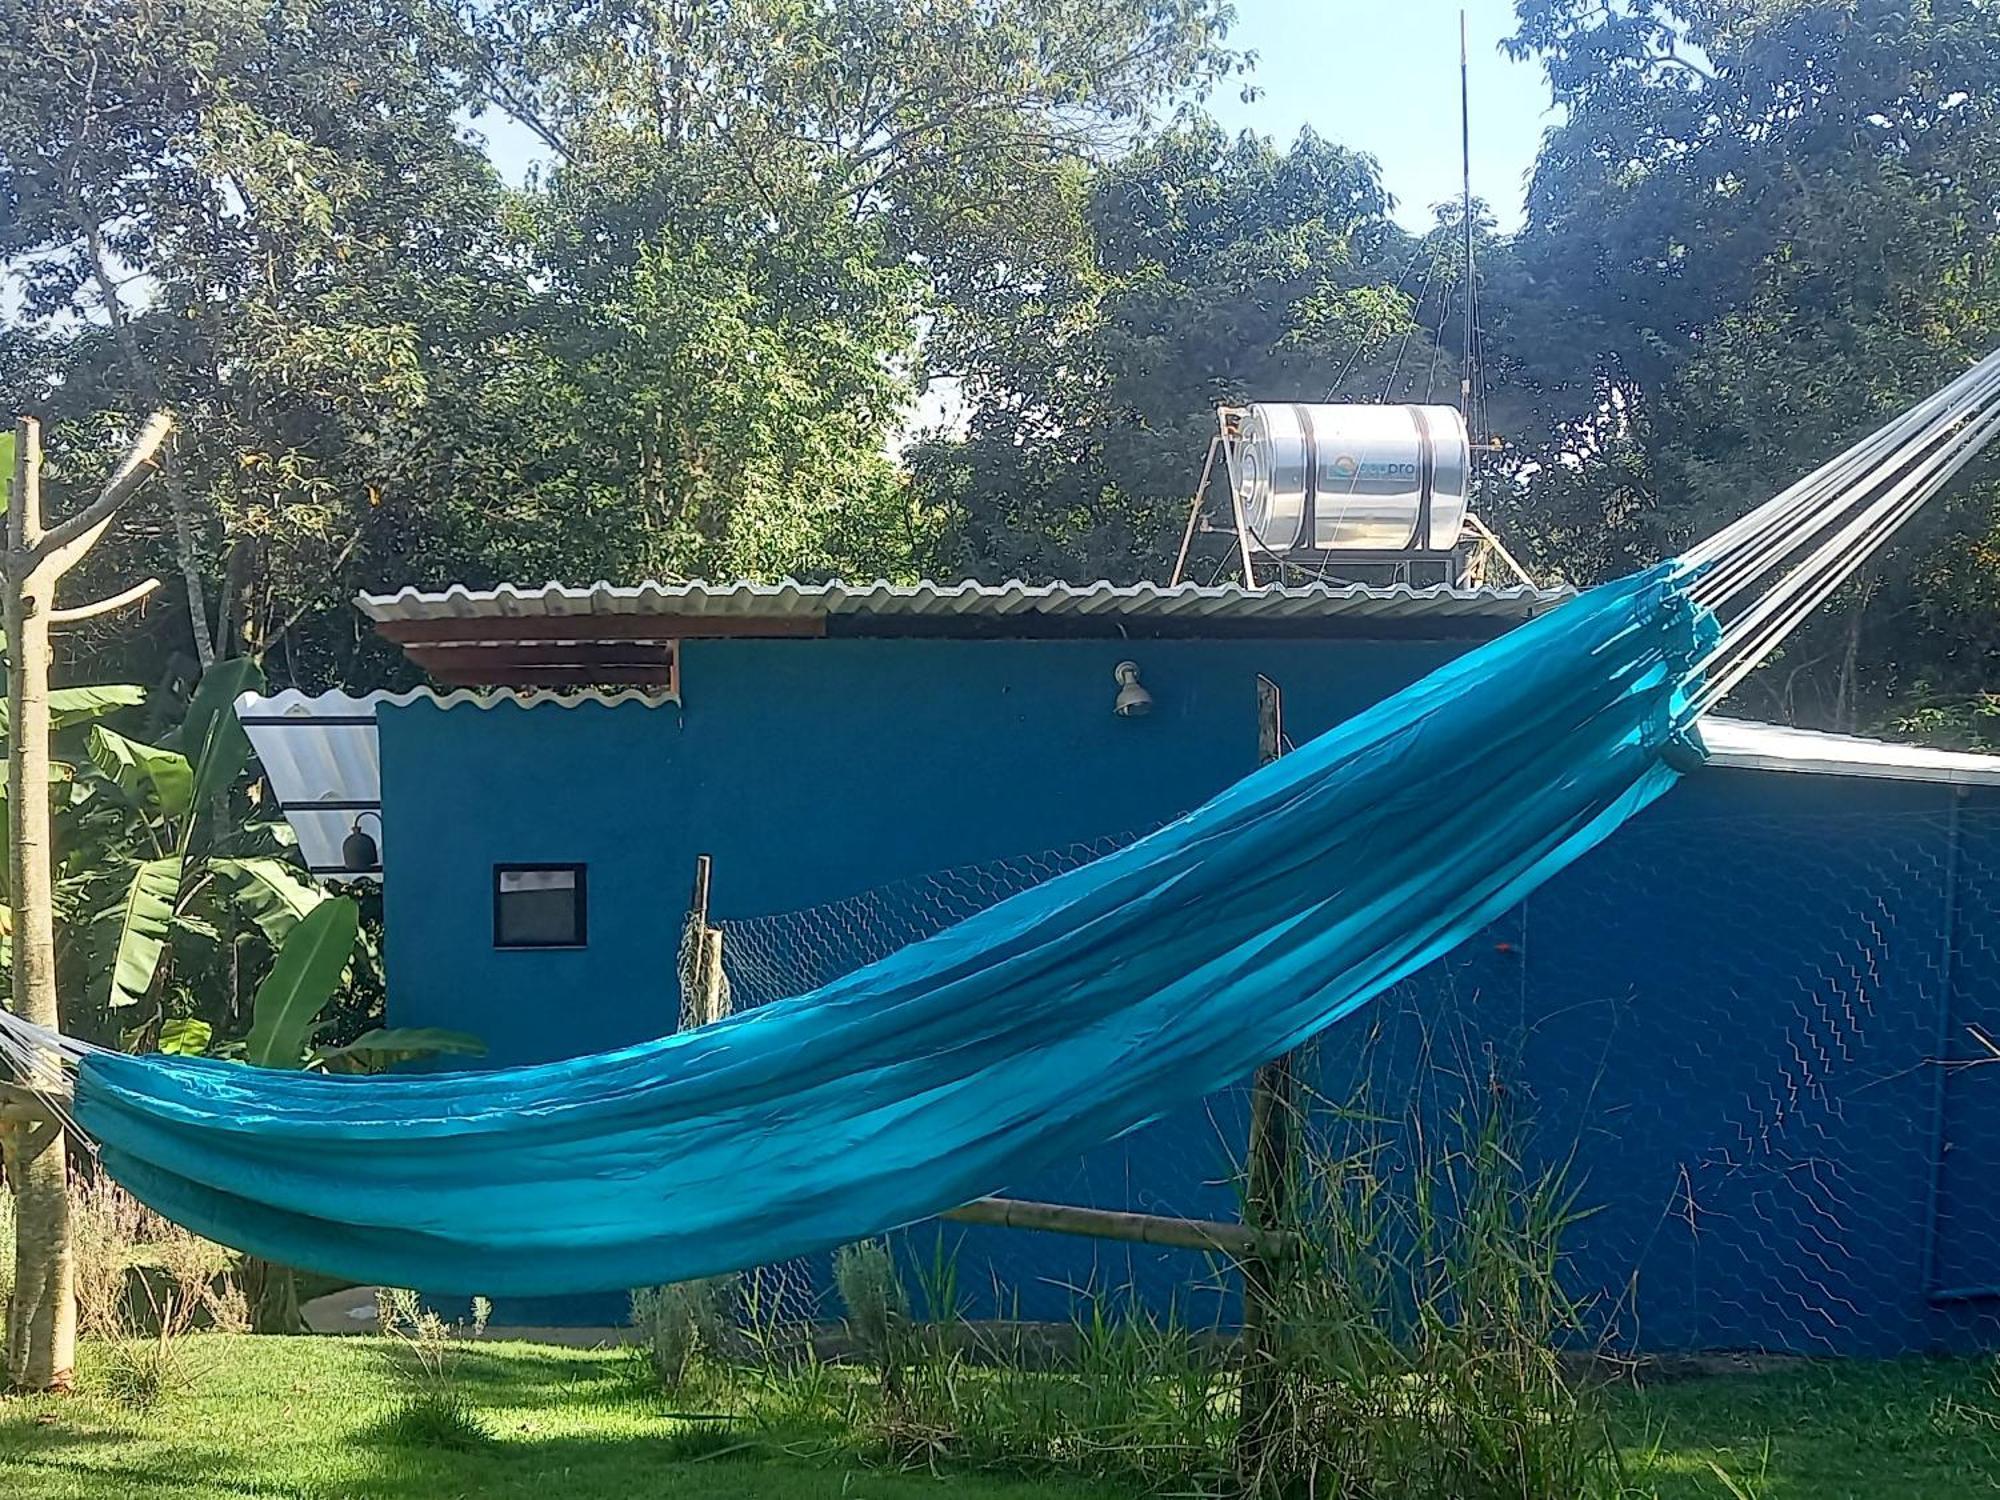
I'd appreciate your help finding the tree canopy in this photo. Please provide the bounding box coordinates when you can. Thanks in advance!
[3,0,1998,738]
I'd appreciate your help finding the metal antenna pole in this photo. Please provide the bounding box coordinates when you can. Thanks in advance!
[1459,8,1476,434]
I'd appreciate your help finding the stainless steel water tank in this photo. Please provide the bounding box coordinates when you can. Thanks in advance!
[1233,403,1471,553]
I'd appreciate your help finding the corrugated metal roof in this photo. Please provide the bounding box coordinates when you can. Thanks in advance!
[356,577,1572,628]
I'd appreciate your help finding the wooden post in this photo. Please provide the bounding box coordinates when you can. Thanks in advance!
[3,412,170,1391]
[699,927,728,1028]
[688,853,711,931]
[1238,674,1296,1484]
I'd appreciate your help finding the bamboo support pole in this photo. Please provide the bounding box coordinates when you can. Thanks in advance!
[699,927,728,1028]
[943,1195,1295,1260]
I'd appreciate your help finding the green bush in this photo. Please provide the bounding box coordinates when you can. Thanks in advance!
[372,1289,492,1450]
[630,1278,733,1392]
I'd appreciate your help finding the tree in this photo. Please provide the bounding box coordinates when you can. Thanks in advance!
[422,0,1246,589]
[5,412,169,1391]
[0,0,518,690]
[912,122,1462,582]
[1,0,1243,697]
[1495,0,2000,731]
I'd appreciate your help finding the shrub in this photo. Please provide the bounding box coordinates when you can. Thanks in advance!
[834,1239,910,1399]
[630,1278,732,1392]
[373,1289,493,1449]
[100,1326,203,1412]
[71,1172,147,1340]
[70,1172,246,1341]
[381,1387,491,1451]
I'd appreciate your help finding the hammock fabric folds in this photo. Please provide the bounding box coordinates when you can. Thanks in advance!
[72,564,1715,1296]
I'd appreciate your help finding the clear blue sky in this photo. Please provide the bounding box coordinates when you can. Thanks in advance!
[475,0,1555,234]
[1204,0,1553,232]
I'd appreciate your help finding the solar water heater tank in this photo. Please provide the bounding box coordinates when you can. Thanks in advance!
[1232,403,1471,554]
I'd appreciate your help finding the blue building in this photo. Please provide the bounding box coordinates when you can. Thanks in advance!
[241,578,2000,1355]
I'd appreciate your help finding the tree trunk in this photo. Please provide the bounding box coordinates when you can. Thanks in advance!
[5,418,76,1392]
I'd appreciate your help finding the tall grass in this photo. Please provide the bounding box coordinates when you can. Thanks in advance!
[373,1288,494,1449]
[65,1172,247,1409]
[1244,1081,1623,1498]
[625,1064,1624,1498]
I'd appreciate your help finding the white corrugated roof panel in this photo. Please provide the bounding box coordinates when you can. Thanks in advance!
[236,688,676,877]
[356,577,1573,628]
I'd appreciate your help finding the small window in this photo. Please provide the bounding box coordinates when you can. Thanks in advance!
[494,864,587,948]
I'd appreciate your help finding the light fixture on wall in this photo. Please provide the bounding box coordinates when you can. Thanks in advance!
[342,810,384,873]
[1112,660,1153,718]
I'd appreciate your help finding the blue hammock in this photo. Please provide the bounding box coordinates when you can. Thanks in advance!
[69,564,1713,1296]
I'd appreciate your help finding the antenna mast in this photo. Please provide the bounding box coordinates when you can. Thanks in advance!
[1459,9,1476,438]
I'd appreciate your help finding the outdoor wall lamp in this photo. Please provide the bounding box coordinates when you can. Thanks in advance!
[1112,660,1154,718]
[342,810,384,873]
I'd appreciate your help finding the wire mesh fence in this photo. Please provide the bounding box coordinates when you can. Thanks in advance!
[683,793,2000,1356]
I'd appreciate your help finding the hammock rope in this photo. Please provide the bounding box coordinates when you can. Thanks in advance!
[1,351,1998,1296]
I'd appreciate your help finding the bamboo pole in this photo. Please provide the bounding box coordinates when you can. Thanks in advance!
[698,927,728,1028]
[943,1195,1295,1260]
[1170,435,1221,587]
[677,855,713,1033]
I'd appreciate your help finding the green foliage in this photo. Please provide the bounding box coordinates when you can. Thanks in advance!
[1492,0,2000,732]
[102,856,181,1011]
[176,656,263,807]
[204,857,324,952]
[87,728,194,822]
[156,1018,213,1056]
[41,687,148,731]
[244,897,361,1068]
[1,0,1240,690]
[914,121,1464,582]
[629,1279,733,1393]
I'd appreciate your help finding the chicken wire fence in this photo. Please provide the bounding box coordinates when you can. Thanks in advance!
[680,799,2000,1356]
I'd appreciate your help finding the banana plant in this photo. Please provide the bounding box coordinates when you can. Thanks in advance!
[64,655,331,1040]
[212,896,480,1331]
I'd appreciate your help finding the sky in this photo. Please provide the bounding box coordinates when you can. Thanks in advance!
[1202,0,1554,232]
[475,0,1557,234]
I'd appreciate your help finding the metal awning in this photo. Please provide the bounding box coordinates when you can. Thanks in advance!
[236,687,674,876]
[1698,718,2000,787]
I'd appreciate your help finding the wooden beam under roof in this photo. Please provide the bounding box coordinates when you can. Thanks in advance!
[401,643,678,691]
[375,614,823,645]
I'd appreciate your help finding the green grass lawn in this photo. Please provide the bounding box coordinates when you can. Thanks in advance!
[3,1336,2000,1499]
[0,1335,1119,1500]
[1611,1357,2000,1499]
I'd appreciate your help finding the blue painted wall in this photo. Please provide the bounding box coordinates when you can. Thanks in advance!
[377,635,2000,1352]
